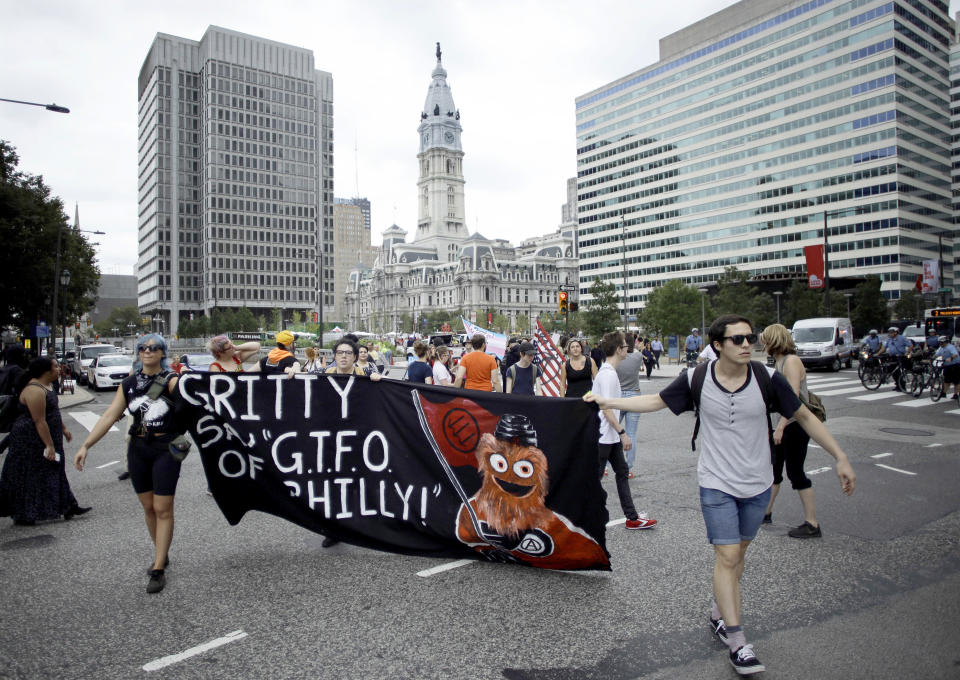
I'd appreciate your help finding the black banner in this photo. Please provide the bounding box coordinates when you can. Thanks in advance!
[176,374,610,570]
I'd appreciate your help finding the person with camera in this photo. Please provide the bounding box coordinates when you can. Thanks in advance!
[73,333,189,594]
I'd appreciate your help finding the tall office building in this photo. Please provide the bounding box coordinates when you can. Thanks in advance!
[137,26,334,334]
[332,198,377,322]
[576,0,956,317]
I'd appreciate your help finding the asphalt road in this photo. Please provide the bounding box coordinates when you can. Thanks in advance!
[1,366,958,679]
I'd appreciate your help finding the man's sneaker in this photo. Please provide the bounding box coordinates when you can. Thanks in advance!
[709,616,728,644]
[788,521,822,538]
[625,515,657,530]
[729,644,765,675]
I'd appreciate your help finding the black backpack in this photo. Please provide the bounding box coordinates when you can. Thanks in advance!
[689,360,776,453]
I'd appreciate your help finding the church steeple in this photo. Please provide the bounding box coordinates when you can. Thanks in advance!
[415,43,466,252]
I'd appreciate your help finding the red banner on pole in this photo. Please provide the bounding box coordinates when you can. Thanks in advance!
[805,244,825,289]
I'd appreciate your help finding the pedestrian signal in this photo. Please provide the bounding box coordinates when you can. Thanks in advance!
[558,291,568,315]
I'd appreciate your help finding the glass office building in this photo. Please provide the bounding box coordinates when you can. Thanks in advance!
[575,0,956,315]
[137,27,334,334]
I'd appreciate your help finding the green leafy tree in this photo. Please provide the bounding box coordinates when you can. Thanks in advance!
[515,314,530,336]
[782,281,821,327]
[94,305,141,336]
[892,288,926,322]
[583,278,621,341]
[0,141,100,338]
[639,279,707,340]
[234,307,258,332]
[398,313,414,333]
[850,276,889,336]
[711,267,775,327]
[269,308,282,331]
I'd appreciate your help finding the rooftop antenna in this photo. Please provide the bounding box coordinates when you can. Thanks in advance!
[354,133,360,199]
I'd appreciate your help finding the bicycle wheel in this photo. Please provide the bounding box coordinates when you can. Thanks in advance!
[861,365,882,390]
[930,372,945,401]
[903,370,921,397]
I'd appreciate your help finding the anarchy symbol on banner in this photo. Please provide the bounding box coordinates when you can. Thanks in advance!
[442,408,481,453]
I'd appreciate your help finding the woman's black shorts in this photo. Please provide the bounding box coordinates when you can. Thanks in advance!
[127,435,183,496]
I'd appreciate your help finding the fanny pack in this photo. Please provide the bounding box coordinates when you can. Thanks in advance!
[168,434,192,462]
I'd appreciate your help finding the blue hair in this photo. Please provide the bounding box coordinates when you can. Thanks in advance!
[133,333,171,373]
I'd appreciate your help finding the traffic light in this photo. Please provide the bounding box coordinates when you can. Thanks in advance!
[558,291,569,315]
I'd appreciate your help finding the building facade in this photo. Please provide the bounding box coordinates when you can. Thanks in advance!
[136,26,334,335]
[576,0,956,316]
[332,198,377,322]
[344,46,577,333]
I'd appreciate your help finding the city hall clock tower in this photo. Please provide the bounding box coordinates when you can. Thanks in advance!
[415,43,466,260]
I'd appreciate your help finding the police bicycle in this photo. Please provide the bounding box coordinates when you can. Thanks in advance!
[860,354,907,391]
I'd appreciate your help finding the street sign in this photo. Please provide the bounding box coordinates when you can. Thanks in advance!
[938,287,951,293]
[35,323,49,338]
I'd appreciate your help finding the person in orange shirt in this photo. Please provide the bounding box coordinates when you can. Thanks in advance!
[453,334,502,392]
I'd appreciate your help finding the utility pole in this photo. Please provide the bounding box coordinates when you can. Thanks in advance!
[823,212,831,316]
[621,215,628,331]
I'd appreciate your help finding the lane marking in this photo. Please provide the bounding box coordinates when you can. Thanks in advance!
[809,444,822,449]
[871,453,893,458]
[606,517,627,527]
[416,559,474,578]
[925,443,943,448]
[945,409,960,415]
[894,399,939,408]
[804,379,860,387]
[806,467,832,475]
[849,392,903,401]
[95,460,119,469]
[815,386,869,396]
[69,410,118,433]
[142,630,248,672]
[875,463,917,476]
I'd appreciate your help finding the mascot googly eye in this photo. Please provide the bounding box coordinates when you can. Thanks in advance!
[513,460,535,478]
[489,452,508,473]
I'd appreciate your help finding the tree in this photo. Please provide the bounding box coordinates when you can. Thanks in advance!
[234,307,258,332]
[782,281,822,327]
[850,276,889,336]
[94,305,141,336]
[893,289,923,322]
[639,279,707,339]
[582,278,622,341]
[0,141,100,338]
[711,267,775,328]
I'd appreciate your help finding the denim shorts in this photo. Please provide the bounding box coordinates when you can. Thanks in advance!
[699,486,772,545]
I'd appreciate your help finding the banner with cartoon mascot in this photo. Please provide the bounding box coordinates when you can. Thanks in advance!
[176,373,611,570]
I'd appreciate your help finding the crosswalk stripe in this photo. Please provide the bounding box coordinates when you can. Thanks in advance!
[69,411,118,433]
[894,399,939,408]
[806,379,860,387]
[945,409,960,415]
[814,386,869,396]
[849,392,903,401]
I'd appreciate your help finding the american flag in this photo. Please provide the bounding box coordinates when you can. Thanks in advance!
[533,319,565,397]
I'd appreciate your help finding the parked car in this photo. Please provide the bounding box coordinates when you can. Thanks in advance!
[73,344,118,385]
[86,354,133,391]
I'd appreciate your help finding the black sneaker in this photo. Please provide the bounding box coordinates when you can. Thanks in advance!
[729,644,765,675]
[146,569,166,594]
[788,521,822,539]
[709,616,728,644]
[117,471,130,481]
[321,536,340,548]
[761,513,772,525]
[146,556,170,575]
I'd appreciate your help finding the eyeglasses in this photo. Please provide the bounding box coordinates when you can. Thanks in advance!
[139,345,162,353]
[334,350,355,357]
[723,334,758,346]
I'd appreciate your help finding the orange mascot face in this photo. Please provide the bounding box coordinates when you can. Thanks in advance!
[473,432,551,539]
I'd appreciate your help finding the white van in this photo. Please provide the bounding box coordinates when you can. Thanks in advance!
[791,317,855,371]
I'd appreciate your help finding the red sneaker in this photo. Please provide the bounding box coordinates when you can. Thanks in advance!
[625,516,657,530]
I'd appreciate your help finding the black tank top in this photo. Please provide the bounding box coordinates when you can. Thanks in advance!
[122,370,176,433]
[565,359,593,399]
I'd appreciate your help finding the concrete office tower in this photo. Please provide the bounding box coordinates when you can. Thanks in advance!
[576,0,955,317]
[137,26,334,334]
[333,199,377,323]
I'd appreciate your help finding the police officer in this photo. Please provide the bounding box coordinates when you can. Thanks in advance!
[879,326,910,390]
[862,329,881,354]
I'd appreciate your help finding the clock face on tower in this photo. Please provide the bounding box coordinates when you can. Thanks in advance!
[444,131,455,144]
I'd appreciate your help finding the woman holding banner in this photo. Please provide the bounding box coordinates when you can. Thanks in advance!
[73,333,187,595]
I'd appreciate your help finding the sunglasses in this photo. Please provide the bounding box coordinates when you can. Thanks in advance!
[139,345,163,353]
[723,334,758,346]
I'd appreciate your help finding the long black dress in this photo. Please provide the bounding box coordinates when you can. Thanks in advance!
[564,359,594,399]
[0,385,79,522]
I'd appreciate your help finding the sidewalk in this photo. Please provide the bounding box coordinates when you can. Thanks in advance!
[58,385,96,409]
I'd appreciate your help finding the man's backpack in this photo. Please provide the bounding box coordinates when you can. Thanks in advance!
[689,360,776,453]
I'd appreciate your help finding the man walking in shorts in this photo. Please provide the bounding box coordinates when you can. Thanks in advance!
[586,314,855,675]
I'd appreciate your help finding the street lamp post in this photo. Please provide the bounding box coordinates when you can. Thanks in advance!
[774,291,783,325]
[0,97,70,114]
[844,293,852,319]
[59,269,71,359]
[698,289,707,337]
